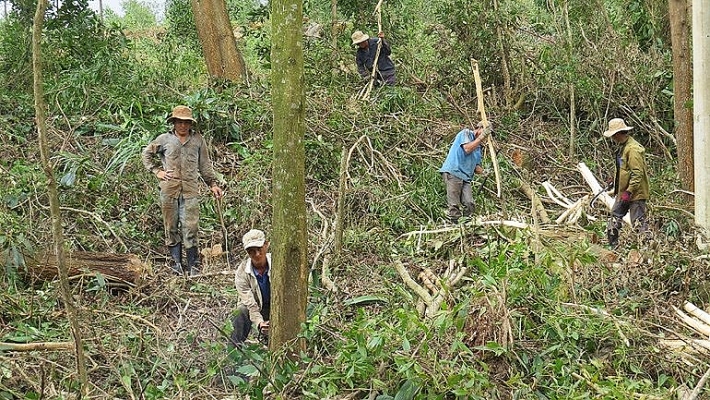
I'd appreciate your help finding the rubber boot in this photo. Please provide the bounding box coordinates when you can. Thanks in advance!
[186,246,200,276]
[168,244,183,274]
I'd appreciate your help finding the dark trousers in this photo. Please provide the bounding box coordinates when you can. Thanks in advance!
[230,304,270,346]
[442,172,474,222]
[607,199,648,245]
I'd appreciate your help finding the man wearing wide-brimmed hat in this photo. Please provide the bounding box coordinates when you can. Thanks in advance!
[351,30,396,85]
[141,105,223,276]
[603,117,650,248]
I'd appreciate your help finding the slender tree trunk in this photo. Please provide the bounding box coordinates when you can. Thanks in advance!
[563,0,576,159]
[693,0,710,231]
[270,0,307,351]
[492,0,512,108]
[191,0,245,82]
[331,0,338,66]
[32,0,88,396]
[669,0,694,193]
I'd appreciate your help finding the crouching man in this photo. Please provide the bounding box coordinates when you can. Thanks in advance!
[231,229,271,346]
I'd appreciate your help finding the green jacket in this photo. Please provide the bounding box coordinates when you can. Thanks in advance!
[614,136,649,201]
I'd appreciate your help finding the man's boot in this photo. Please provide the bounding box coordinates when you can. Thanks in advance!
[168,244,183,274]
[186,246,200,276]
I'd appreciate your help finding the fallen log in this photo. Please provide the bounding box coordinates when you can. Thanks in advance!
[24,251,146,285]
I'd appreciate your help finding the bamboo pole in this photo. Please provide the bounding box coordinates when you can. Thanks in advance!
[471,58,502,198]
[358,0,384,100]
[0,341,74,351]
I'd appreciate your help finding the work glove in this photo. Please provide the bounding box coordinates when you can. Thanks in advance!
[620,191,632,204]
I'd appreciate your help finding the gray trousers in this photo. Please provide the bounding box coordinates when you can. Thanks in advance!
[607,199,648,245]
[443,172,474,221]
[160,193,200,248]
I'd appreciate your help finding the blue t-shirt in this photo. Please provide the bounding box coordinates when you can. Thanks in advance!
[254,267,271,308]
[439,129,482,182]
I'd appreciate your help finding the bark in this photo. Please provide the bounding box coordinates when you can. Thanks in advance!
[0,342,74,351]
[492,0,512,108]
[191,0,245,81]
[563,0,576,159]
[270,0,308,352]
[24,251,146,284]
[693,0,710,231]
[669,0,694,193]
[334,146,347,256]
[32,0,88,395]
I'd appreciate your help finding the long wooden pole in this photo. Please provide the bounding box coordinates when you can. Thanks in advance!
[358,0,384,100]
[693,0,710,232]
[471,58,502,198]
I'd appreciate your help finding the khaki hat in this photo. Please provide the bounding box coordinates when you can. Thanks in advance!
[351,30,369,45]
[167,105,196,123]
[242,229,266,250]
[603,118,633,138]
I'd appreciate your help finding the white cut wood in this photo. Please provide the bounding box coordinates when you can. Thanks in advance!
[674,306,710,337]
[542,181,574,208]
[577,162,631,226]
[684,302,710,327]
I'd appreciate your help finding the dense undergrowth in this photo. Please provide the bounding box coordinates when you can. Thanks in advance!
[2,0,710,398]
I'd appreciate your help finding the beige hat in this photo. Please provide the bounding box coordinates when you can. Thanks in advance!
[351,30,369,45]
[242,229,266,250]
[167,105,196,123]
[603,118,633,138]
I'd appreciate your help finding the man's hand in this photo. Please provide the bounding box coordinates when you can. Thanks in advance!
[377,31,385,39]
[620,191,632,204]
[258,321,270,335]
[211,185,223,198]
[156,169,173,181]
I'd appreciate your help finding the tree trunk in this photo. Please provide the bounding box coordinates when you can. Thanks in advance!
[331,0,338,67]
[563,0,576,159]
[669,0,694,193]
[24,251,146,285]
[191,0,245,82]
[270,0,308,352]
[693,0,710,232]
[492,0,512,108]
[32,0,88,395]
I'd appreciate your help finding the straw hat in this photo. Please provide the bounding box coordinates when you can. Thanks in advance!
[603,118,633,138]
[167,105,196,123]
[351,30,369,45]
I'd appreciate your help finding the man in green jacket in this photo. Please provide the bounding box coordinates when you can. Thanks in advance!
[141,105,223,275]
[603,118,650,248]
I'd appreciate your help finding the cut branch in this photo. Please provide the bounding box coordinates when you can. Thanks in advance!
[0,341,74,351]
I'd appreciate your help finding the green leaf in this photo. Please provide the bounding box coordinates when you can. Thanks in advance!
[394,379,419,400]
[343,295,389,306]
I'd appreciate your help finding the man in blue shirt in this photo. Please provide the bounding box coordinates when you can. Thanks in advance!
[439,123,488,222]
[231,229,271,346]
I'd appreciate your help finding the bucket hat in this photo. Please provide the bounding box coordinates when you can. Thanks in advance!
[603,118,633,138]
[351,30,369,45]
[167,105,196,123]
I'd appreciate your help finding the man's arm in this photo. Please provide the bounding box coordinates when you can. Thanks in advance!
[197,137,222,197]
[626,148,646,195]
[462,129,487,154]
[235,265,265,326]
[141,138,162,175]
[356,52,369,79]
